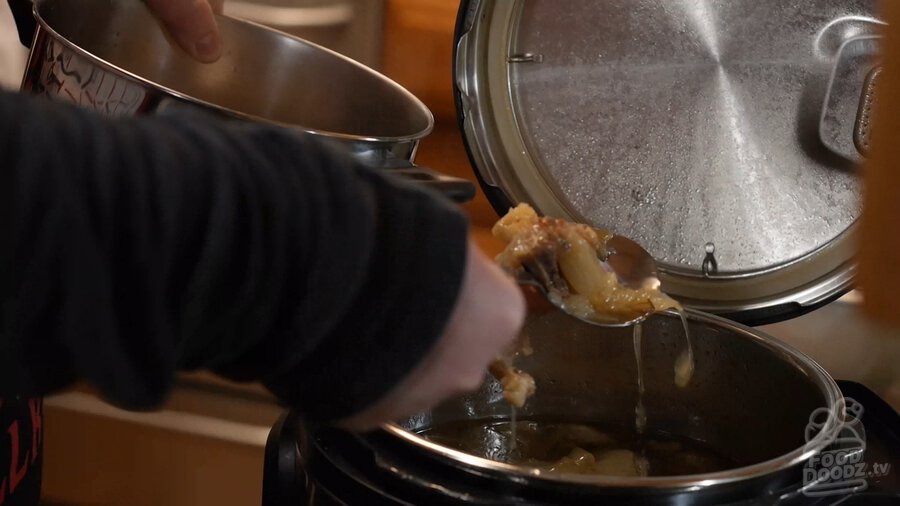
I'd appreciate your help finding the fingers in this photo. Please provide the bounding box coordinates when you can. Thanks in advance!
[145,0,223,62]
[432,244,526,394]
[338,241,525,431]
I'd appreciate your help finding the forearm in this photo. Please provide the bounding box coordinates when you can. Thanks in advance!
[0,91,468,420]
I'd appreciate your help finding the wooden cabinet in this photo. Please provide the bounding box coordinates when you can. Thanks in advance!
[40,380,282,506]
[383,0,501,227]
[383,0,459,121]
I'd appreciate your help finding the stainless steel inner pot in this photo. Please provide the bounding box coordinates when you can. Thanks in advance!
[21,0,432,165]
[386,309,844,503]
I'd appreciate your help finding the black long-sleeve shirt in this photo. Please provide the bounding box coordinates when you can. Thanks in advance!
[0,90,468,504]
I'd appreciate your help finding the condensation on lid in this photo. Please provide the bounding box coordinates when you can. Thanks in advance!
[505,0,879,277]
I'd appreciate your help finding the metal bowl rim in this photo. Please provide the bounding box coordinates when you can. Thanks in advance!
[31,0,435,143]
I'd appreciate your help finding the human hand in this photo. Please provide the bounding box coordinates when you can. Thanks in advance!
[145,0,225,62]
[337,240,526,431]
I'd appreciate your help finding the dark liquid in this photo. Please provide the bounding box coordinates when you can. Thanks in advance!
[633,324,646,435]
[420,419,735,477]
[675,308,695,388]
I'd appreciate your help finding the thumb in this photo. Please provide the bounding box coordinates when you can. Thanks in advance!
[146,0,223,63]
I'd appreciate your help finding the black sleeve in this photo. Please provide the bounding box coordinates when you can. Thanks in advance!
[0,91,469,423]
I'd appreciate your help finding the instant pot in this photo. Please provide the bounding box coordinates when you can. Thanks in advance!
[264,313,899,505]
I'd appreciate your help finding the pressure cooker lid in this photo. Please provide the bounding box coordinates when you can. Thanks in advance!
[454,0,883,324]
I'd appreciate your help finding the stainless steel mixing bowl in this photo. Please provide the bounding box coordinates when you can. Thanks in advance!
[21,0,430,167]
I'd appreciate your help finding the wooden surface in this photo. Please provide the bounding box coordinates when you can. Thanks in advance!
[382,0,503,228]
[41,400,266,506]
[413,123,502,228]
[383,0,459,120]
[861,1,900,327]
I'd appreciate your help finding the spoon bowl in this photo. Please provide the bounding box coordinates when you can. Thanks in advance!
[516,234,661,328]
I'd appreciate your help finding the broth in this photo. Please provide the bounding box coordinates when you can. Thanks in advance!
[633,324,647,435]
[675,308,696,388]
[420,419,736,477]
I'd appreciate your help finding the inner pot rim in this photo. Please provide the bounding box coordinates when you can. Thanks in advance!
[380,309,845,489]
[30,0,435,144]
